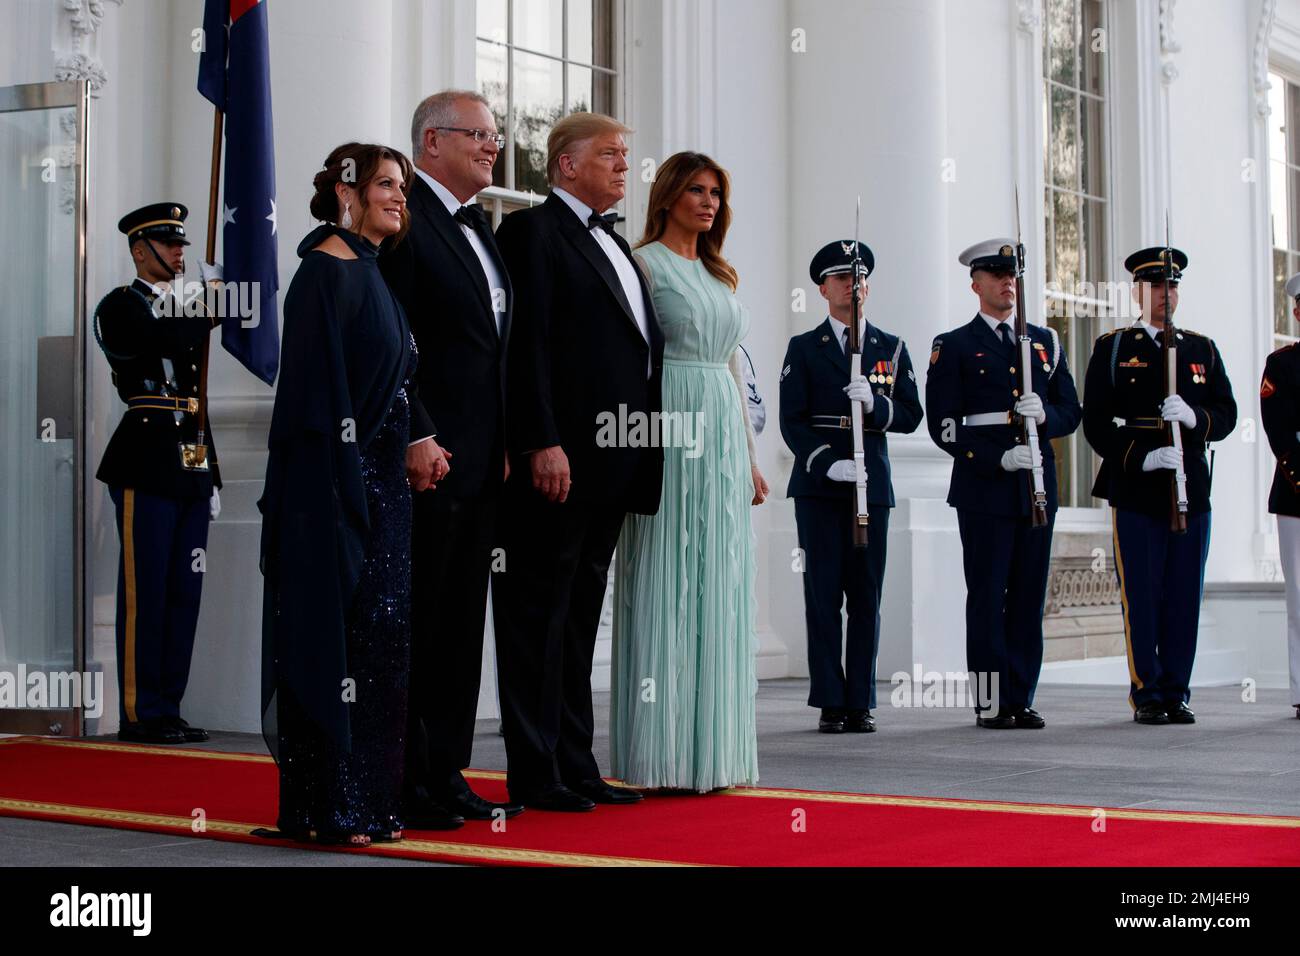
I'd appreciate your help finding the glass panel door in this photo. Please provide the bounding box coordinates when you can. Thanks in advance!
[0,81,90,736]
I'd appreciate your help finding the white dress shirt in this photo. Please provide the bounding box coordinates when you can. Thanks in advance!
[980,311,1017,342]
[415,167,506,336]
[552,187,651,371]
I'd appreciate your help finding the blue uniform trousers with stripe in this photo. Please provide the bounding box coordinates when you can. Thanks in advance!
[110,485,208,725]
[1112,507,1211,708]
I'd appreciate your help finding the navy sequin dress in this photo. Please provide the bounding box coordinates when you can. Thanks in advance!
[259,224,416,840]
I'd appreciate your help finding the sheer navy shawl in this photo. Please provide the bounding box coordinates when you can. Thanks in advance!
[258,224,410,757]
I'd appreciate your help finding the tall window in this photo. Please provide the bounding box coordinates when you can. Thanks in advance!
[476,0,618,216]
[1269,69,1300,348]
[1043,0,1110,508]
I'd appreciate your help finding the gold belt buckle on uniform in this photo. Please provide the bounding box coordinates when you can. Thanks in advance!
[178,443,210,471]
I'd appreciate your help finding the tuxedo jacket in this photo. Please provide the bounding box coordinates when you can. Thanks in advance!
[379,175,512,498]
[495,192,665,515]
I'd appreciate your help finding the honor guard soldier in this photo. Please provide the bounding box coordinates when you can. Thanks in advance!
[926,239,1081,729]
[95,203,221,744]
[779,241,923,734]
[1258,273,1300,720]
[1081,247,1236,725]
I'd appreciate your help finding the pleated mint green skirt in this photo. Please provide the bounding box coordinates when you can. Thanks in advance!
[611,359,759,791]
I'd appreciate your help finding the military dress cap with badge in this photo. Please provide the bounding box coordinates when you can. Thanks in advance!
[95,201,221,746]
[924,236,1082,730]
[779,239,923,734]
[1080,245,1237,725]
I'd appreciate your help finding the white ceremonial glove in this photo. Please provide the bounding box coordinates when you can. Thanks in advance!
[1142,447,1184,472]
[209,488,221,520]
[1015,392,1047,426]
[1000,445,1040,472]
[827,459,858,483]
[198,260,224,285]
[1161,394,1197,430]
[843,375,875,414]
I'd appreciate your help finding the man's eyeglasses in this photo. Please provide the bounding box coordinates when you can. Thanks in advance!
[435,127,506,149]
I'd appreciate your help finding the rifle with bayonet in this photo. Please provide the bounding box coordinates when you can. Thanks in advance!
[1162,212,1189,534]
[846,198,869,548]
[1013,187,1049,528]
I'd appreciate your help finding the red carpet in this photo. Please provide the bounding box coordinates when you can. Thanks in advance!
[1,736,1297,866]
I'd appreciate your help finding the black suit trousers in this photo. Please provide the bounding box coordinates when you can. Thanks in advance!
[491,475,624,798]
[405,486,500,803]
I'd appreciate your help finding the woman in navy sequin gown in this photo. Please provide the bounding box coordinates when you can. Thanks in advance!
[258,144,416,847]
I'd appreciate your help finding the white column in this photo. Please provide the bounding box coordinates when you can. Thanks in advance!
[782,0,965,682]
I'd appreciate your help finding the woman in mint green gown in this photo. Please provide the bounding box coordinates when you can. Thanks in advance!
[611,152,768,792]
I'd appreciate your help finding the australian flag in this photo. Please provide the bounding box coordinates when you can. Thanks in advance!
[198,0,280,385]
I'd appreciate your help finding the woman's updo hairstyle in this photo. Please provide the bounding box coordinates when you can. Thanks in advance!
[309,142,413,243]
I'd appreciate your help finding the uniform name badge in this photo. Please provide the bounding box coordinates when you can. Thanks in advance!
[178,443,210,471]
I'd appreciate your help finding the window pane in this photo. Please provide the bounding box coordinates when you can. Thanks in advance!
[477,39,508,188]
[1269,72,1287,164]
[568,64,592,113]
[593,68,616,116]
[1052,190,1081,293]
[568,0,593,64]
[477,0,506,43]
[1289,79,1300,165]
[1044,186,1056,287]
[1292,165,1300,255]
[592,0,616,69]
[1271,158,1290,250]
[512,50,564,196]
[1045,0,1079,88]
[1275,249,1293,339]
[1080,94,1105,199]
[513,0,563,57]
[1080,0,1105,97]
[1049,84,1079,191]
[1081,197,1107,290]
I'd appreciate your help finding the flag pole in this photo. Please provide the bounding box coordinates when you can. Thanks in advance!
[195,106,223,466]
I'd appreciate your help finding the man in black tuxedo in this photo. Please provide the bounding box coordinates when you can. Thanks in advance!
[493,112,664,811]
[379,90,521,828]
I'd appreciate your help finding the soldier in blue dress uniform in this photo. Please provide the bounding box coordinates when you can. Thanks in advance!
[95,203,221,744]
[1081,247,1236,725]
[926,239,1082,729]
[779,241,923,734]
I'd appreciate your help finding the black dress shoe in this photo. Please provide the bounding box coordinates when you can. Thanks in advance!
[440,789,525,821]
[1134,701,1171,724]
[118,719,184,744]
[1165,701,1196,724]
[818,709,847,733]
[1012,707,1046,729]
[520,784,596,812]
[569,778,643,804]
[1294,705,1300,720]
[976,709,1016,729]
[166,717,209,742]
[844,710,876,733]
[403,799,465,830]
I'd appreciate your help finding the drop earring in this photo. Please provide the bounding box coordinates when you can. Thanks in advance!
[340,201,353,230]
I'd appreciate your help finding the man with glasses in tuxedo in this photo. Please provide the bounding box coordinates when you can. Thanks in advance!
[380,90,521,828]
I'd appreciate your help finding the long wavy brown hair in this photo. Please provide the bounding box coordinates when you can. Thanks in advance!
[637,151,738,291]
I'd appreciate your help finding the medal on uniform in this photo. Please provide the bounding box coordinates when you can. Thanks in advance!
[1189,362,1205,384]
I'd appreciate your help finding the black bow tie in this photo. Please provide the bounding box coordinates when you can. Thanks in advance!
[454,204,487,230]
[588,211,619,234]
